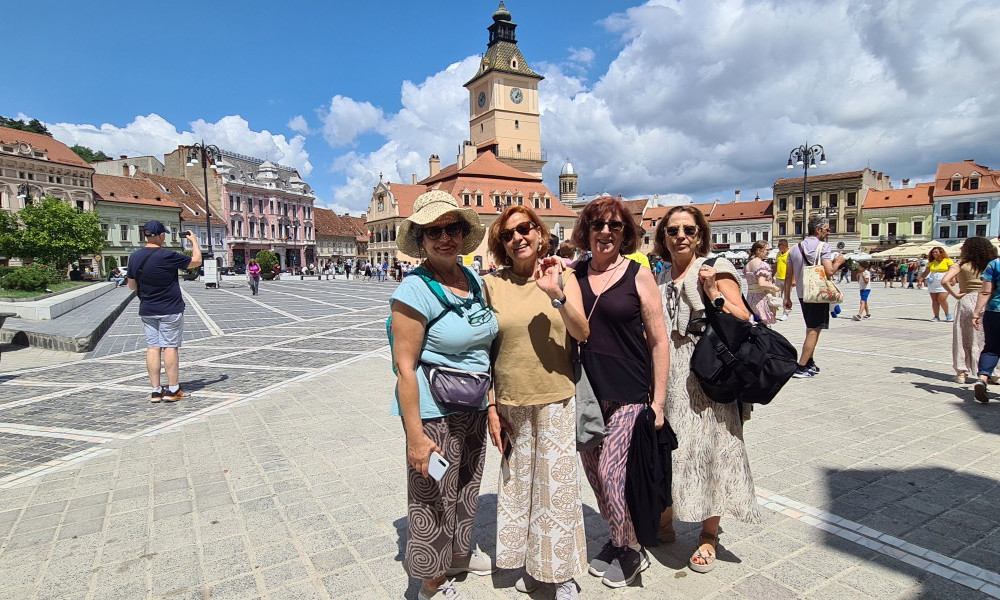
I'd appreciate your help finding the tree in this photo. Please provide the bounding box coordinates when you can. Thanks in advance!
[0,196,105,269]
[70,145,111,163]
[0,116,52,137]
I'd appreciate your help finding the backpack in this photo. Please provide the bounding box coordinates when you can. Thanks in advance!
[385,266,486,374]
[689,258,798,405]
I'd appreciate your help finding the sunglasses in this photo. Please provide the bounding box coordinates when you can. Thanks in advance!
[423,222,467,240]
[665,225,699,237]
[590,220,625,232]
[499,222,538,243]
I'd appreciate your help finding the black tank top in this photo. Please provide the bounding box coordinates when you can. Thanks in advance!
[577,259,651,404]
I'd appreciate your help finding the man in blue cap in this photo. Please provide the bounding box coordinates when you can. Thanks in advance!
[127,220,201,402]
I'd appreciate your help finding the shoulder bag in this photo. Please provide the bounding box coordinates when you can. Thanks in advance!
[689,258,798,405]
[575,259,619,451]
[799,243,844,304]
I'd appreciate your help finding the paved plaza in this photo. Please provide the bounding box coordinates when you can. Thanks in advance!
[0,279,999,599]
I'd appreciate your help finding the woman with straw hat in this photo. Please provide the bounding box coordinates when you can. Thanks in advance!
[390,190,499,600]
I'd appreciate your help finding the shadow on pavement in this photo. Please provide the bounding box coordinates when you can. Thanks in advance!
[952,400,1000,435]
[826,466,1000,598]
[892,365,956,384]
[181,374,229,392]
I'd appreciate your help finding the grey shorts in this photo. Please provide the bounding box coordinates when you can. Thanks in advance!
[141,313,184,348]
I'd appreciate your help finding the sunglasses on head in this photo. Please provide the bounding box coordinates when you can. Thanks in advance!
[499,222,538,243]
[665,225,699,237]
[423,222,467,240]
[590,219,625,232]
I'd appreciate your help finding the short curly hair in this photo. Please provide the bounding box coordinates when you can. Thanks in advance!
[571,196,641,255]
[487,205,550,267]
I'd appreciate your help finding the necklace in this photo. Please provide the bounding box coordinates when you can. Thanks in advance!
[589,257,625,273]
[425,262,466,290]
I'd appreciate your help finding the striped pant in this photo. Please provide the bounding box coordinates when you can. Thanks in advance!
[580,401,645,547]
[403,411,488,579]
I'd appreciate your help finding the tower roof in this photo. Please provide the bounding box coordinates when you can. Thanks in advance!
[560,160,575,176]
[492,1,511,22]
[466,2,542,86]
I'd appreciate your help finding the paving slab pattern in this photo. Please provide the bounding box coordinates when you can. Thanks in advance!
[0,282,997,599]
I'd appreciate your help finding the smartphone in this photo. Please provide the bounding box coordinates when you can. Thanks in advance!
[182,230,193,237]
[428,451,449,481]
[500,430,513,461]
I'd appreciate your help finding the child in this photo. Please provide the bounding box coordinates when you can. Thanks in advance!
[853,261,872,320]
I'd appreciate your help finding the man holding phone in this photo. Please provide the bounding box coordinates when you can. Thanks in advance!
[127,221,202,403]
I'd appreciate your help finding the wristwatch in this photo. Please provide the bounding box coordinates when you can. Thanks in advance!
[712,295,725,309]
[551,295,567,308]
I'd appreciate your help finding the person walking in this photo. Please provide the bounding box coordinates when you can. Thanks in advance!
[972,251,1000,403]
[853,262,873,320]
[774,239,791,321]
[838,260,851,284]
[571,197,669,589]
[389,190,498,600]
[942,237,997,383]
[127,221,201,403]
[484,206,589,599]
[247,258,261,295]
[654,205,760,574]
[919,247,955,322]
[883,260,897,288]
[744,240,780,325]
[784,216,845,379]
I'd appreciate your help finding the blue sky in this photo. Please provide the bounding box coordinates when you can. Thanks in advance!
[5,1,1000,213]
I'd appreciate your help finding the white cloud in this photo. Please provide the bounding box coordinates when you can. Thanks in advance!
[321,0,1000,210]
[45,114,314,176]
[319,95,383,147]
[287,115,312,134]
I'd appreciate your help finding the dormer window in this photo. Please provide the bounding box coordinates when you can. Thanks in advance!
[970,173,981,190]
[951,176,962,192]
[511,59,518,69]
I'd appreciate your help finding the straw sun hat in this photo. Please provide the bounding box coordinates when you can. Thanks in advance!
[396,190,485,257]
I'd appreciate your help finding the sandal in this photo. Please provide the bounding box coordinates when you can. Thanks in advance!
[689,531,719,573]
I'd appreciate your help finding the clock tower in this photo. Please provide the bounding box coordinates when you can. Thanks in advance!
[464,2,545,178]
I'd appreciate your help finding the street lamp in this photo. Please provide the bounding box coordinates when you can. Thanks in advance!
[786,142,827,235]
[186,141,222,257]
[16,183,32,204]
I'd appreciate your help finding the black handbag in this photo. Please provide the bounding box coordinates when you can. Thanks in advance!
[689,259,798,405]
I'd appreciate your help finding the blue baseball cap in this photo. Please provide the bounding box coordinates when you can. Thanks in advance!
[142,220,170,236]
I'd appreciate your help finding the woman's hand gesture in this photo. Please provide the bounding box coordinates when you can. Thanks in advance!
[535,256,564,299]
[698,263,719,293]
[407,433,443,478]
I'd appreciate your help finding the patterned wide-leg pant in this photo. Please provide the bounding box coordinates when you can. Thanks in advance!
[496,398,587,583]
[404,411,488,580]
[580,400,645,547]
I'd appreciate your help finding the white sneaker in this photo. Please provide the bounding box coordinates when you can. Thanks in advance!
[515,573,539,593]
[778,315,788,321]
[445,549,495,576]
[555,579,580,599]
[418,580,465,600]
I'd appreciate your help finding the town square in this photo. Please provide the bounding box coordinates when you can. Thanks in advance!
[2,1,1000,599]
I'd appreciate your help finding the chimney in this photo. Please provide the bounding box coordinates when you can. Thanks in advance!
[652,193,659,208]
[734,189,741,203]
[119,155,127,159]
[429,155,440,177]
[122,164,129,176]
[902,178,911,188]
[411,173,417,185]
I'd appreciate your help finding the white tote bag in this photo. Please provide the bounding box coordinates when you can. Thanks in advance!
[799,243,844,304]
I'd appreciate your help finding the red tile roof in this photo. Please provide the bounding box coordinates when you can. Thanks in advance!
[93,174,181,209]
[140,172,224,225]
[773,170,865,187]
[864,183,934,209]
[315,207,366,237]
[0,126,93,169]
[419,151,542,186]
[387,183,427,218]
[641,202,717,232]
[933,160,1000,197]
[708,199,773,221]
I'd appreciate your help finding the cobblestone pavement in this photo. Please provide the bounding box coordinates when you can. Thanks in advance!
[0,281,999,599]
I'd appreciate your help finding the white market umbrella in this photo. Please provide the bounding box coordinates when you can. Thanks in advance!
[845,252,872,260]
[767,248,779,259]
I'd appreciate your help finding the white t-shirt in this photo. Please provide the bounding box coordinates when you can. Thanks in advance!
[787,237,832,299]
[859,269,871,290]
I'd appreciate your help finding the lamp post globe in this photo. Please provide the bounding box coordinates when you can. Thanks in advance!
[785,142,827,236]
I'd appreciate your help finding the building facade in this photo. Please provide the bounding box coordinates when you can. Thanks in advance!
[164,147,317,268]
[93,155,166,177]
[92,174,183,270]
[315,207,367,265]
[366,2,577,268]
[0,127,95,214]
[932,160,1000,244]
[773,168,891,250]
[861,183,934,251]
[708,197,774,251]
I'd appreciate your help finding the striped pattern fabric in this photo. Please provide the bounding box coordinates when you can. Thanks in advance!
[581,401,646,547]
[403,411,488,579]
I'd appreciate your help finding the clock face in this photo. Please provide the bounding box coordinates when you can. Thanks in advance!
[510,88,523,104]
[477,92,486,108]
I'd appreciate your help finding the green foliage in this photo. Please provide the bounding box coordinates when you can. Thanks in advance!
[70,145,111,163]
[255,250,278,272]
[0,196,105,269]
[0,116,51,136]
[104,255,118,271]
[0,266,17,280]
[0,264,61,291]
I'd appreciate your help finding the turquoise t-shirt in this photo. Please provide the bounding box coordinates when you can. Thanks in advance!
[981,259,1000,313]
[389,268,498,419]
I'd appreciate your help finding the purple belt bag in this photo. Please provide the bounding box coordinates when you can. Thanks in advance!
[421,364,492,412]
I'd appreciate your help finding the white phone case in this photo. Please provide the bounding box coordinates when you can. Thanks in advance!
[428,451,449,481]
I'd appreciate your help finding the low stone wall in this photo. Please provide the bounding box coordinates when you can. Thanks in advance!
[0,282,115,320]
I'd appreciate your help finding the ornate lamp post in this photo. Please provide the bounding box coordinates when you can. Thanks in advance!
[186,141,222,257]
[16,183,33,205]
[786,142,827,235]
